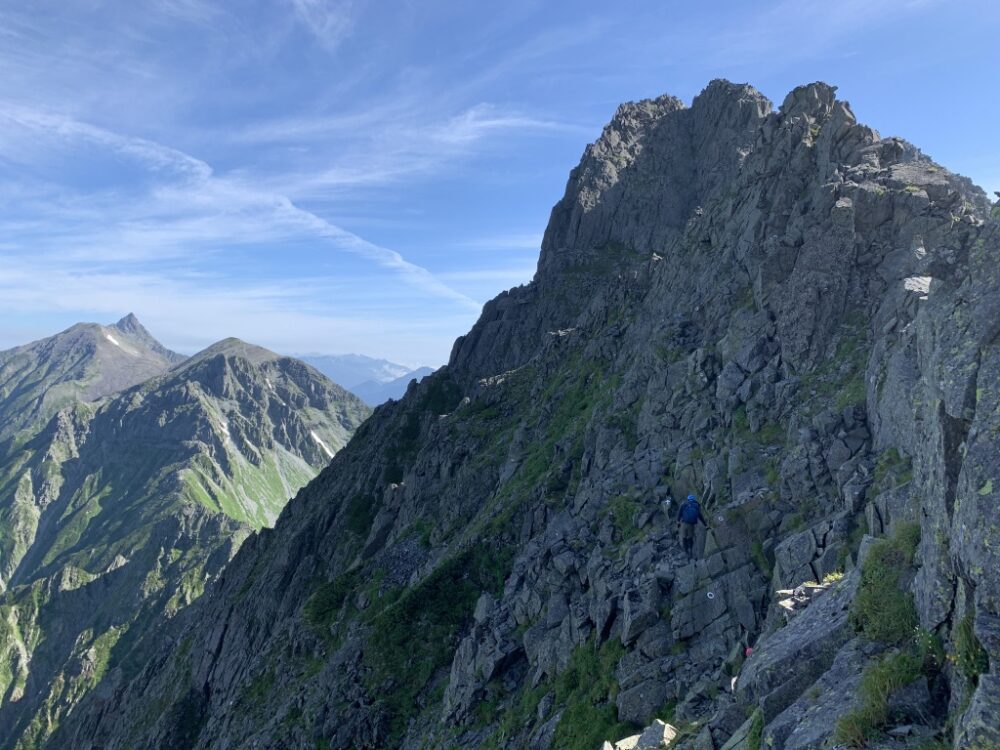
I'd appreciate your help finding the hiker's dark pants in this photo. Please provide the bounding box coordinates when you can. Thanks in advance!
[680,523,696,557]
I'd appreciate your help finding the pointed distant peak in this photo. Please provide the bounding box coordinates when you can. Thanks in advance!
[108,313,186,365]
[114,312,144,334]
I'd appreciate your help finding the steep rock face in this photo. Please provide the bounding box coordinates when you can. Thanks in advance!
[55,81,998,750]
[0,339,369,749]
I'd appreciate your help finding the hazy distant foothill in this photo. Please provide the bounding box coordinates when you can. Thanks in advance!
[301,354,436,406]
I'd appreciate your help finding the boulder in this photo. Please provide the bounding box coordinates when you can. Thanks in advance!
[617,678,671,726]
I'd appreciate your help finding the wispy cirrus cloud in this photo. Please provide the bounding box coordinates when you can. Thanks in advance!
[227,101,584,201]
[0,102,480,311]
[438,104,587,145]
[290,0,360,51]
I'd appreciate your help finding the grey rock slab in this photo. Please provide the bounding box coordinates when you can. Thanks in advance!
[737,569,859,720]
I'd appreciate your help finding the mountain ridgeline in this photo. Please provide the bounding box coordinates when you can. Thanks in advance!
[0,314,184,449]
[0,320,370,749]
[48,81,1000,750]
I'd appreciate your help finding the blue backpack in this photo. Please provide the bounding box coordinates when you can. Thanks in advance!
[680,500,701,524]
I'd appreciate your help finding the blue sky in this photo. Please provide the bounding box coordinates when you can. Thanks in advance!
[0,0,997,367]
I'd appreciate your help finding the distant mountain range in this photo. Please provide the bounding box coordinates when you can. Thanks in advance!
[350,366,436,405]
[0,316,370,749]
[299,353,435,405]
[0,314,185,448]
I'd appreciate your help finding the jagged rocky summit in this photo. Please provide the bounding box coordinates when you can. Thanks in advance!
[0,319,370,749]
[51,81,1000,750]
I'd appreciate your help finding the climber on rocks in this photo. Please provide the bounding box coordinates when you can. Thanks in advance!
[677,494,708,559]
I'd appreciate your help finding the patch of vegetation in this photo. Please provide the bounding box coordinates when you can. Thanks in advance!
[915,628,945,672]
[800,328,869,410]
[849,522,920,644]
[243,667,276,705]
[835,377,867,410]
[750,540,772,578]
[605,409,640,452]
[382,459,405,484]
[747,708,764,750]
[654,343,686,363]
[992,205,1000,220]
[607,494,643,541]
[487,355,611,524]
[954,611,989,686]
[731,406,784,449]
[478,677,544,748]
[834,649,923,747]
[550,637,636,750]
[364,541,516,743]
[344,493,380,536]
[781,497,822,534]
[654,699,677,724]
[302,570,361,633]
[763,457,780,486]
[732,405,750,435]
[405,519,434,547]
[872,448,913,492]
[420,376,464,416]
[837,514,869,570]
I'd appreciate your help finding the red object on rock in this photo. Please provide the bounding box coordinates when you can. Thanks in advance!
[745,647,753,657]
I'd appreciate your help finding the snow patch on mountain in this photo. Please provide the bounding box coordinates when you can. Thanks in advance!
[310,430,334,459]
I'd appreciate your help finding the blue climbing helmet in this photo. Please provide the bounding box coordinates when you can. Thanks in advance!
[680,494,701,523]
